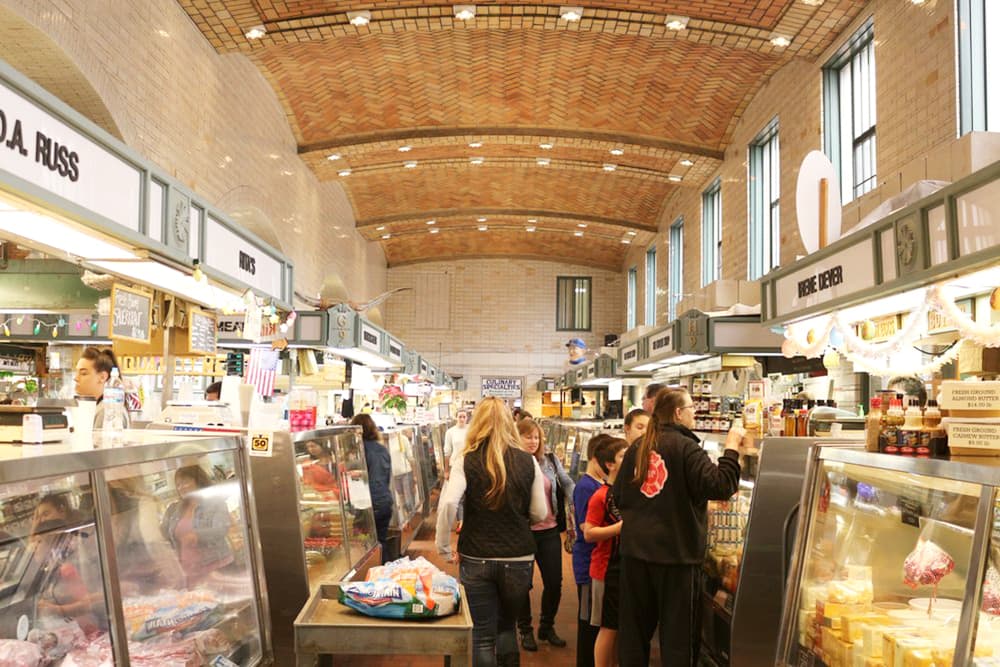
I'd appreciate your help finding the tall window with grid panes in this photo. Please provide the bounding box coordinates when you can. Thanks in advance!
[701,180,722,286]
[958,0,1000,133]
[645,247,657,325]
[748,118,780,280]
[668,218,684,321]
[626,267,637,330]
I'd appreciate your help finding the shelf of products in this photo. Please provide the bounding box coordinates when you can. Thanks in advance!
[0,431,269,666]
[778,448,1000,667]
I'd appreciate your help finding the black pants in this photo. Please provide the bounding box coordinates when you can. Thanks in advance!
[373,504,393,564]
[576,583,598,667]
[617,557,701,667]
[517,528,563,633]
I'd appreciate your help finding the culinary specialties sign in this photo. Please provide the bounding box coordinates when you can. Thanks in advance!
[110,284,152,343]
[481,376,523,399]
[188,308,217,355]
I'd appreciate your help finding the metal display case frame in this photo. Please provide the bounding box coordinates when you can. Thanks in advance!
[382,425,426,553]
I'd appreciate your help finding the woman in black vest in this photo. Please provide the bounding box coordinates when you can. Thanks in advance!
[515,418,575,651]
[436,397,548,667]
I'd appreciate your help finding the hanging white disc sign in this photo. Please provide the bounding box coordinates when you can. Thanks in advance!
[796,150,843,255]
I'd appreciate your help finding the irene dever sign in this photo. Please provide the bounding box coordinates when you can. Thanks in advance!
[481,376,523,399]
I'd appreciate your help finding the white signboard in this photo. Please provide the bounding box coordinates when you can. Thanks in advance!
[712,320,784,350]
[203,217,284,300]
[774,238,875,318]
[647,329,675,360]
[386,337,403,364]
[1,78,142,231]
[938,381,1000,411]
[481,376,523,399]
[947,422,1000,453]
[620,342,639,367]
[359,321,382,353]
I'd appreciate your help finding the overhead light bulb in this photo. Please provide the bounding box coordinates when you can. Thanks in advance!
[801,0,824,4]
[192,260,204,283]
[470,157,485,165]
[668,175,683,182]
[574,231,584,237]
[679,158,694,167]
[477,217,488,222]
[560,6,584,22]
[577,223,588,228]
[33,322,40,335]
[627,231,637,236]
[245,25,266,39]
[454,4,476,20]
[770,34,791,47]
[403,160,418,168]
[327,153,342,161]
[539,143,553,150]
[398,145,413,152]
[468,141,483,148]
[381,234,391,239]
[536,157,551,166]
[665,15,689,30]
[2,324,8,336]
[376,225,386,231]
[429,228,439,234]
[15,316,23,325]
[603,164,617,172]
[478,225,488,231]
[426,219,436,225]
[621,238,632,244]
[52,327,58,338]
[338,169,352,177]
[527,218,538,223]
[610,148,624,156]
[347,10,372,26]
[526,226,536,232]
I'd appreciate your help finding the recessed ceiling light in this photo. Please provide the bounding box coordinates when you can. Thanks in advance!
[539,143,554,150]
[338,169,352,177]
[245,25,266,39]
[478,225,488,231]
[376,226,386,231]
[603,164,617,172]
[327,153,342,161]
[347,10,371,26]
[679,158,694,167]
[527,218,538,223]
[468,141,483,148]
[577,223,588,228]
[574,231,584,237]
[664,15,689,31]
[381,234,391,239]
[560,6,584,22]
[398,145,413,152]
[627,231,637,236]
[426,220,436,225]
[621,238,632,244]
[668,175,683,182]
[770,34,791,47]
[908,0,926,4]
[526,226,536,232]
[470,157,485,165]
[610,148,624,156]
[429,228,439,234]
[477,217,488,223]
[536,158,551,166]
[454,4,476,20]
[403,161,418,168]
[801,0,824,5]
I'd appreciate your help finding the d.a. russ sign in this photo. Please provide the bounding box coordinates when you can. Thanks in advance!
[0,107,80,182]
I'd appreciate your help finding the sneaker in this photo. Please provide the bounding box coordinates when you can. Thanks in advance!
[519,630,538,652]
[538,627,567,648]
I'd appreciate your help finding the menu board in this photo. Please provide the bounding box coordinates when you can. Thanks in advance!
[110,284,152,343]
[188,307,217,355]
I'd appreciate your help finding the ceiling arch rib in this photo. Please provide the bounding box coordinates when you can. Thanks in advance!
[357,209,655,233]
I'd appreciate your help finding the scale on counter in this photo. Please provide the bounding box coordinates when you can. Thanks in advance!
[0,406,71,443]
[151,401,242,433]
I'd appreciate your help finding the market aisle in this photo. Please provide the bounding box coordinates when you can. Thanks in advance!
[330,507,580,666]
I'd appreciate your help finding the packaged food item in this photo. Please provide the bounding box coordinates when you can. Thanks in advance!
[340,556,461,619]
[903,539,955,588]
[983,565,1000,616]
[0,640,43,667]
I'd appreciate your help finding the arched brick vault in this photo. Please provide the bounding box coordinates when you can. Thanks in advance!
[179,1,869,270]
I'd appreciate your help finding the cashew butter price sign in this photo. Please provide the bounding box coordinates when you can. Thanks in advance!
[481,376,523,399]
[110,284,152,343]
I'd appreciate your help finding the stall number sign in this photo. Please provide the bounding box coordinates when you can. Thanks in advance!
[938,381,1000,410]
[481,377,522,398]
[110,284,152,343]
[248,431,274,457]
[188,309,217,355]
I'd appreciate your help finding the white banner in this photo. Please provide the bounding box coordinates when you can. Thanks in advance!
[203,217,284,300]
[481,376,523,399]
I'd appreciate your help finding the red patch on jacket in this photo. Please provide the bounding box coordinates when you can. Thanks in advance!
[640,451,668,498]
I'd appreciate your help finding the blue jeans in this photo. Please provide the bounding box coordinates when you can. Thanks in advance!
[460,556,534,667]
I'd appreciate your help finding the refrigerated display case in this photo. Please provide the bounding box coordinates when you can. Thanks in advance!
[383,425,425,553]
[0,431,270,666]
[776,448,1000,667]
[248,426,378,665]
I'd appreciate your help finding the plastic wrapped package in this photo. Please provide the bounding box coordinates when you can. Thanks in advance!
[0,640,43,667]
[339,556,460,619]
[904,539,955,589]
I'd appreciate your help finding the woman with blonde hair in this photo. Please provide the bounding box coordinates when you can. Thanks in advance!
[515,418,574,651]
[436,397,547,667]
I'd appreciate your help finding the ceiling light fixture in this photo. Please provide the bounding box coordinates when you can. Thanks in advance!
[668,175,683,182]
[477,217,488,223]
[610,148,624,156]
[429,228,439,234]
[603,164,617,172]
[403,161,418,168]
[338,169,352,177]
[478,225,488,231]
[574,231,584,237]
[539,143,553,150]
[560,6,584,22]
[536,157,551,166]
[327,153,342,161]
[526,226,536,232]
[627,230,637,236]
[398,145,412,152]
[347,10,371,26]
[245,25,266,39]
[770,34,791,47]
[381,234,391,239]
[426,219,436,225]
[801,0,824,5]
[527,218,538,223]
[468,141,483,148]
[376,226,386,231]
[621,238,632,244]
[679,158,694,167]
[577,223,588,228]
[470,157,485,165]
[664,15,689,31]
[454,4,476,20]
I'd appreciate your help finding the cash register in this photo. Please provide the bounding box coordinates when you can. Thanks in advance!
[0,406,72,443]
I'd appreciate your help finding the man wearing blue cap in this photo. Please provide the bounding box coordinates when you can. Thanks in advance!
[567,338,588,365]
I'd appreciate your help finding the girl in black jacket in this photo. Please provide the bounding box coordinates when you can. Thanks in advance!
[612,388,744,666]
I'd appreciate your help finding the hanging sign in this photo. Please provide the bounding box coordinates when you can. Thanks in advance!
[620,343,639,367]
[110,284,152,343]
[855,314,901,343]
[386,337,403,364]
[203,217,285,300]
[481,376,523,398]
[927,298,973,334]
[188,308,217,355]
[359,321,382,353]
[773,239,875,318]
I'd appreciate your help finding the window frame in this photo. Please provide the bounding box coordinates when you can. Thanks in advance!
[957,0,1000,133]
[645,247,657,326]
[701,179,722,287]
[822,17,876,204]
[668,218,684,321]
[748,117,781,280]
[626,266,637,330]
[556,276,592,332]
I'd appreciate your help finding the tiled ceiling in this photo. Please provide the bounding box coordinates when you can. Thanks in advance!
[179,0,868,270]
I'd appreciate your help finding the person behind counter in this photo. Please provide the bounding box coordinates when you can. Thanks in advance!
[301,440,340,494]
[161,465,234,587]
[350,414,394,564]
[74,347,131,429]
[205,381,222,401]
[613,388,744,666]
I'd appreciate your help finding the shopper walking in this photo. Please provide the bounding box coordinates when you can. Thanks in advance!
[436,397,547,667]
[443,409,470,531]
[516,418,575,651]
[350,414,395,563]
[613,388,744,666]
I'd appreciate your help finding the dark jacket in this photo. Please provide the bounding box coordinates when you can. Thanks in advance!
[458,444,537,558]
[364,438,394,511]
[612,424,740,565]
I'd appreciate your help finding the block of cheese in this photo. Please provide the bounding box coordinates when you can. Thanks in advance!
[844,614,891,642]
[903,649,936,667]
[865,658,886,667]
[863,624,889,658]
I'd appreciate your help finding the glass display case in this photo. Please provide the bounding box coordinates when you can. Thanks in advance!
[383,425,425,553]
[777,448,1000,667]
[0,431,269,666]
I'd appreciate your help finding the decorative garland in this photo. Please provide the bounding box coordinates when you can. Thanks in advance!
[840,339,964,378]
[832,295,930,360]
[928,285,1000,347]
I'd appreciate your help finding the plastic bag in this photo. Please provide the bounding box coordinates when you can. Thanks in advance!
[339,556,460,619]
[903,538,955,588]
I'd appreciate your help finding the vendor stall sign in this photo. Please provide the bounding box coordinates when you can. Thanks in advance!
[187,308,217,355]
[855,314,901,343]
[110,284,152,343]
[773,239,875,318]
[619,342,639,367]
[203,217,285,302]
[927,298,973,334]
[481,376,523,399]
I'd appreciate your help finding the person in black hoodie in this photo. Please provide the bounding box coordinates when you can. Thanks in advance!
[612,387,744,666]
[350,414,395,563]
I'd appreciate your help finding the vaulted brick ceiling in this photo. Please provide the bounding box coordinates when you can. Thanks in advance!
[179,0,868,270]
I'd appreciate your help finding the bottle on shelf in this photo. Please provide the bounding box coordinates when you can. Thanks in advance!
[879,398,905,455]
[921,399,947,458]
[864,397,882,453]
[795,400,809,437]
[783,399,797,437]
[101,367,126,443]
[899,398,923,456]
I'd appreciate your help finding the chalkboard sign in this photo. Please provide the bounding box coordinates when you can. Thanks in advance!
[110,284,152,343]
[188,307,217,355]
